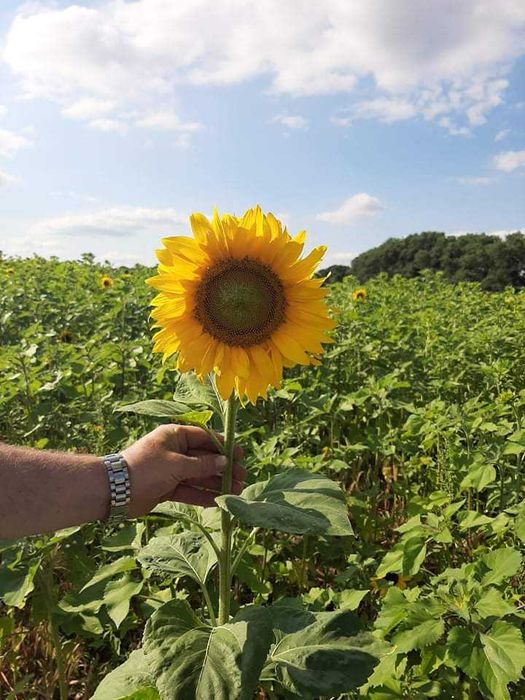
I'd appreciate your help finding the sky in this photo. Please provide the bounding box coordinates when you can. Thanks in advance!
[0,0,524,267]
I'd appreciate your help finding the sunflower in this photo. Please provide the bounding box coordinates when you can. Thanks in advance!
[5,267,15,276]
[352,287,367,302]
[100,275,114,288]
[147,206,335,402]
[370,572,410,597]
[59,329,73,343]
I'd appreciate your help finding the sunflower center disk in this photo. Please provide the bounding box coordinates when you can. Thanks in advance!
[195,258,286,347]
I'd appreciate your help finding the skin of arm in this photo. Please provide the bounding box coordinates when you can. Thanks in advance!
[0,424,245,540]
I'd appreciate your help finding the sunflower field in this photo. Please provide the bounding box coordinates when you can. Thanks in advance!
[1,253,524,699]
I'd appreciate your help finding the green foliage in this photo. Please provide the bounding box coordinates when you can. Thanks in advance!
[349,231,525,290]
[217,469,354,536]
[1,257,524,698]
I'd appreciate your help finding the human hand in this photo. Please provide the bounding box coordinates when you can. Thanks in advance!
[121,424,245,517]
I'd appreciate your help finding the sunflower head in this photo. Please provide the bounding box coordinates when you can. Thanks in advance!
[59,329,73,343]
[370,572,411,596]
[147,206,336,402]
[352,287,367,302]
[5,267,15,276]
[100,275,114,288]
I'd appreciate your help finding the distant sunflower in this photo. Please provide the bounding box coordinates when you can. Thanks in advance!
[59,329,73,343]
[100,275,114,289]
[147,206,335,402]
[370,572,410,597]
[5,267,15,276]
[352,287,367,302]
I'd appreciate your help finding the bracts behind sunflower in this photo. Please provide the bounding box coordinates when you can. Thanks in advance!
[94,207,387,700]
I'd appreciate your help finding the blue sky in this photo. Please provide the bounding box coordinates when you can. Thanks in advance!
[0,0,524,266]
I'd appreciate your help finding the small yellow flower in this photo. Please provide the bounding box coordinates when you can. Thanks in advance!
[100,275,114,288]
[5,267,15,276]
[59,329,73,343]
[352,287,367,302]
[370,572,410,597]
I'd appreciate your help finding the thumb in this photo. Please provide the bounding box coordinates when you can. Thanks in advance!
[172,452,228,481]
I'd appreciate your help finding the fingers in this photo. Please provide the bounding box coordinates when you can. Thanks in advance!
[158,424,244,459]
[171,452,228,481]
[187,449,246,482]
[184,474,244,495]
[174,484,220,508]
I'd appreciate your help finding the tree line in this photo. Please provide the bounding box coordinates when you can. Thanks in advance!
[319,231,525,290]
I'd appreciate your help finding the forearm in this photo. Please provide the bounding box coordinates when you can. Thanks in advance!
[0,443,110,539]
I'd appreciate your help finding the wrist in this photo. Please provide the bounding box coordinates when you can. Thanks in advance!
[101,453,131,524]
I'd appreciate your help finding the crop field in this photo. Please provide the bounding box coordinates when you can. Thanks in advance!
[0,256,524,699]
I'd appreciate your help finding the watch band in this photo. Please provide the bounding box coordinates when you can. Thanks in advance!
[102,453,131,524]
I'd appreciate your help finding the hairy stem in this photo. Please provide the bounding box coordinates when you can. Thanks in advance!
[38,560,68,700]
[218,395,238,625]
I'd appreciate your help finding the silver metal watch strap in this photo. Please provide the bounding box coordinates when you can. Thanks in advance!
[102,453,131,524]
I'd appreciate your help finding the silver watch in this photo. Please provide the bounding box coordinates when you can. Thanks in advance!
[102,453,131,524]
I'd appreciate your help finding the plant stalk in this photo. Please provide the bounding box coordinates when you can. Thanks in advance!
[218,395,238,625]
[38,561,68,700]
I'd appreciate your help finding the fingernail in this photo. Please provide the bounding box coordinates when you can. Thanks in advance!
[214,455,227,470]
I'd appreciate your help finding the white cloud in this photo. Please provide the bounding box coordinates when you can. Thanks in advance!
[271,114,309,130]
[0,127,32,158]
[88,118,129,134]
[3,0,524,134]
[0,105,7,118]
[97,250,146,266]
[493,149,525,172]
[135,110,203,132]
[29,206,188,238]
[495,128,510,141]
[328,251,358,263]
[317,193,384,225]
[0,168,21,186]
[353,97,418,123]
[62,98,116,120]
[455,176,494,185]
[330,115,353,127]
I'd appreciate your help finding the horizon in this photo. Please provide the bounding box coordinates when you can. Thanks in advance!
[0,0,524,266]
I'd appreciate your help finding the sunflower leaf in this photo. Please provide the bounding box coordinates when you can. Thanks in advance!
[143,600,273,700]
[115,399,193,419]
[216,469,353,536]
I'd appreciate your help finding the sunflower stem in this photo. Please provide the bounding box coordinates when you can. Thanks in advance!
[218,395,238,625]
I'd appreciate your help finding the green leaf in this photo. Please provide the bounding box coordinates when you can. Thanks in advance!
[375,549,404,578]
[90,649,158,700]
[448,622,525,700]
[80,556,137,593]
[137,532,218,585]
[515,506,525,544]
[336,589,369,611]
[480,621,525,698]
[174,373,223,413]
[104,575,144,629]
[476,589,516,620]
[143,600,273,700]
[402,538,427,576]
[393,618,444,653]
[0,556,41,609]
[481,548,522,586]
[460,462,497,492]
[269,609,381,698]
[217,469,353,536]
[457,511,494,530]
[101,522,146,552]
[175,410,214,428]
[116,399,192,418]
[375,588,408,635]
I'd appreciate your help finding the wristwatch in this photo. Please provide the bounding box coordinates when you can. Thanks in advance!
[102,453,131,524]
